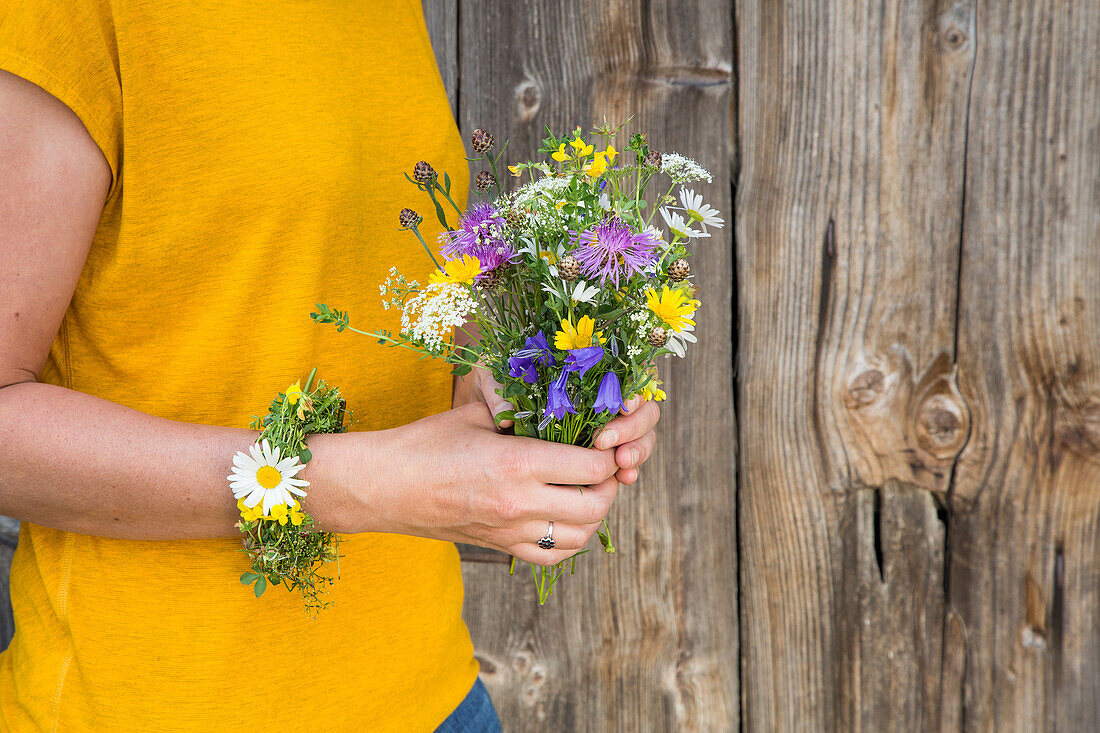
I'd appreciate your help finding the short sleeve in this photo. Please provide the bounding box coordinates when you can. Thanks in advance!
[0,0,122,193]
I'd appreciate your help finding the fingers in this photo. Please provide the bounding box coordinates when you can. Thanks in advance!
[593,398,660,450]
[615,429,656,474]
[513,519,603,552]
[509,437,618,486]
[529,476,619,526]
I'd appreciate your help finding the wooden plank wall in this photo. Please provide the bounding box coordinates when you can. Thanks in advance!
[736,1,1100,732]
[423,1,740,731]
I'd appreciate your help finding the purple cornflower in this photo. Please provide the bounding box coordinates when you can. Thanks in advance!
[592,371,626,414]
[441,203,515,276]
[564,346,604,378]
[508,332,555,384]
[569,218,660,288]
[544,369,576,421]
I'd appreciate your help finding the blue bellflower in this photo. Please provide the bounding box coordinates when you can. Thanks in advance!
[564,346,604,378]
[544,369,577,421]
[592,371,626,414]
[508,332,555,384]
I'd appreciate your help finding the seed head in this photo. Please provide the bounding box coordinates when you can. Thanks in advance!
[647,326,669,347]
[471,128,494,154]
[643,150,663,170]
[505,208,527,230]
[558,254,580,282]
[399,208,422,229]
[475,170,495,192]
[413,160,436,185]
[668,259,691,281]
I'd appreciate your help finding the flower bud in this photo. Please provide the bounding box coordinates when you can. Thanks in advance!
[413,160,436,185]
[471,128,494,154]
[475,170,495,192]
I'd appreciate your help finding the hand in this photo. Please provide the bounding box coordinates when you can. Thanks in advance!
[453,366,515,427]
[353,402,620,565]
[456,368,661,484]
[593,395,661,485]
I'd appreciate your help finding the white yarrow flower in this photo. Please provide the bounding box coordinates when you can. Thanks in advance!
[661,207,709,240]
[661,153,713,183]
[228,439,309,515]
[678,188,724,229]
[402,282,478,350]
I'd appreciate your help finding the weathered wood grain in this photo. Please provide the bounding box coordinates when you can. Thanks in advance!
[450,1,738,730]
[948,2,1100,730]
[0,518,18,651]
[421,0,458,116]
[736,0,975,729]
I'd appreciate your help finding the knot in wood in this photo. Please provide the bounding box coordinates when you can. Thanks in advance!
[844,369,885,408]
[915,393,967,458]
[1054,400,1100,457]
[941,25,968,51]
[515,80,542,121]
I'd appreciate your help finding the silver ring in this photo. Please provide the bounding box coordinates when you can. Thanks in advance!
[537,521,555,549]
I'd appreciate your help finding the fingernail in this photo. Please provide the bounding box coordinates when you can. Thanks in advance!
[630,448,639,466]
[600,430,618,448]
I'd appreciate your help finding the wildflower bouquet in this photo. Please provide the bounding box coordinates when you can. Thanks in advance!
[313,122,721,603]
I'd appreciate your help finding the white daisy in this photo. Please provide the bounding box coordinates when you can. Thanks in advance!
[666,322,697,358]
[660,207,709,240]
[678,188,724,229]
[567,280,601,303]
[228,439,309,515]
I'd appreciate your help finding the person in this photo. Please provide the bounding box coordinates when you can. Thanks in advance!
[0,1,660,730]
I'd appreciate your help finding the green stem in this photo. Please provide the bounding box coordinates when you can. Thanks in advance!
[409,226,442,270]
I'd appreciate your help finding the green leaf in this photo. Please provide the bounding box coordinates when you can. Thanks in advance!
[502,381,526,398]
[432,198,448,230]
[451,363,472,376]
[254,576,267,597]
[299,447,313,464]
[443,171,451,194]
[494,410,516,424]
[240,572,260,584]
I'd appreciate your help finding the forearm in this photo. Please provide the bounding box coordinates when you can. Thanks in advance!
[0,380,366,539]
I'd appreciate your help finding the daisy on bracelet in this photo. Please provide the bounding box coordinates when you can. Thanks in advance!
[228,438,309,522]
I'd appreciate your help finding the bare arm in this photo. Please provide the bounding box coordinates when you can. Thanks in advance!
[0,69,362,538]
[0,70,623,561]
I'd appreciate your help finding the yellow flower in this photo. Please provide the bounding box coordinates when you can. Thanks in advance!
[269,502,290,525]
[551,143,572,162]
[429,255,481,285]
[538,249,557,265]
[507,164,522,177]
[584,152,608,178]
[285,381,303,406]
[237,498,266,523]
[645,286,697,332]
[289,505,305,526]
[555,200,568,211]
[640,377,666,402]
[554,315,606,350]
[570,137,594,157]
[604,144,618,163]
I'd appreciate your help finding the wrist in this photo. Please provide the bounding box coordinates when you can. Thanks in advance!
[299,430,395,535]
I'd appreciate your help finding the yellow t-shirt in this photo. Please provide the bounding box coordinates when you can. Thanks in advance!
[0,1,478,730]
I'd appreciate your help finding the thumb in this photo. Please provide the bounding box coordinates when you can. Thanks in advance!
[481,373,514,428]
